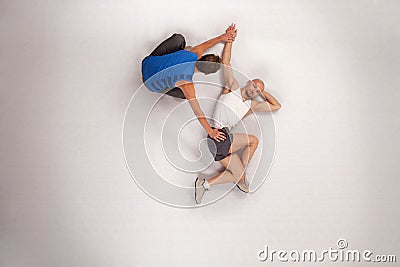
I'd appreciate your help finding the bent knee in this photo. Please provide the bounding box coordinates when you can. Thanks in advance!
[172,33,185,42]
[249,135,259,146]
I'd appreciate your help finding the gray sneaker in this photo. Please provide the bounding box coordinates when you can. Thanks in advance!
[195,177,207,204]
[236,180,249,193]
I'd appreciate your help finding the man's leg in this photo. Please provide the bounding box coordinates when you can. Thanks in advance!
[207,153,245,186]
[226,133,259,182]
[229,133,259,168]
[195,153,247,203]
[149,33,186,57]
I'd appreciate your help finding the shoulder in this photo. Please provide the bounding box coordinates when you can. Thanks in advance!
[222,83,240,94]
[221,87,241,98]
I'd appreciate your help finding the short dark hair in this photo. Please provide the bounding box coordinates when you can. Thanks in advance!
[195,54,221,74]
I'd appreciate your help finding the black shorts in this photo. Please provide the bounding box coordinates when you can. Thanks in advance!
[164,87,186,99]
[207,127,233,161]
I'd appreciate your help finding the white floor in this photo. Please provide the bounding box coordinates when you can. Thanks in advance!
[1,0,399,266]
[123,69,275,207]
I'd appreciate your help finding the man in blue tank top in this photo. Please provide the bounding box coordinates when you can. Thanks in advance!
[141,26,236,142]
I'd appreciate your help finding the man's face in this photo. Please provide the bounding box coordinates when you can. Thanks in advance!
[245,79,264,99]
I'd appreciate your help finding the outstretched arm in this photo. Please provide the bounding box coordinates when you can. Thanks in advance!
[190,30,236,58]
[221,42,239,94]
[221,23,236,65]
[178,82,226,142]
[221,24,239,94]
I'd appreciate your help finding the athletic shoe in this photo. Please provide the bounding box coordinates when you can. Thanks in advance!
[195,177,207,204]
[236,180,249,193]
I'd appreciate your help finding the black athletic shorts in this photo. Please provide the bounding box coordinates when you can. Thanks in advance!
[207,127,233,161]
[164,87,186,99]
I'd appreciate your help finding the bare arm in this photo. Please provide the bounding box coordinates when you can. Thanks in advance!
[246,91,282,116]
[178,82,226,141]
[221,42,239,94]
[190,32,235,58]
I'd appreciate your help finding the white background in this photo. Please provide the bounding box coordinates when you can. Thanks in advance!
[1,0,399,266]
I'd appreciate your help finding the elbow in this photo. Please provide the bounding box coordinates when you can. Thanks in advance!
[273,103,282,111]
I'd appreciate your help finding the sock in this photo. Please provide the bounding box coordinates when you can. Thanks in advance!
[203,180,211,190]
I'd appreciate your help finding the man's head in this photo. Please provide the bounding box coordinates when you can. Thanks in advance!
[243,78,265,99]
[195,54,221,74]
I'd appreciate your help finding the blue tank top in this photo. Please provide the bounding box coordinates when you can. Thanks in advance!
[142,50,198,92]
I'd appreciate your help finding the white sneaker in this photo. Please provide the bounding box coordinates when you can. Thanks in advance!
[195,177,207,204]
[236,180,249,193]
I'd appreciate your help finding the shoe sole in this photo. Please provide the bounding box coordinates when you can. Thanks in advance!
[236,184,249,193]
[195,177,202,204]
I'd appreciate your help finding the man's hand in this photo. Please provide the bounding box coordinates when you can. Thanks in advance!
[208,128,226,142]
[220,32,236,43]
[220,23,237,43]
[224,23,237,43]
